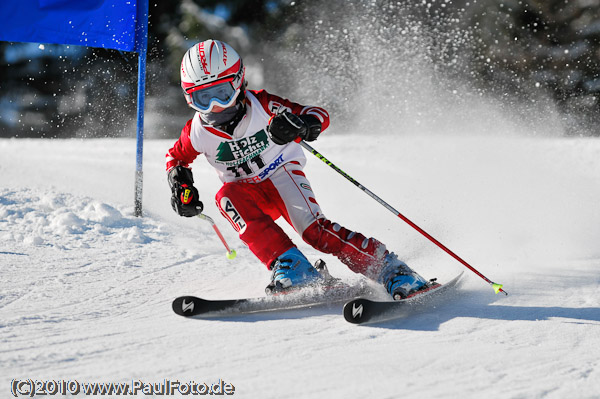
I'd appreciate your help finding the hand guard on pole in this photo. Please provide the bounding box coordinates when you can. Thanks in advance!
[267,111,322,145]
[168,166,203,217]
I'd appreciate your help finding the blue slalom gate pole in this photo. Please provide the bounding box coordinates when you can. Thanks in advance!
[134,0,149,217]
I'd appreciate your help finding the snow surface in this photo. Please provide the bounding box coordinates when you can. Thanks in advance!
[1,134,600,398]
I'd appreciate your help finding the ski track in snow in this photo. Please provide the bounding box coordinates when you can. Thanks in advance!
[1,136,599,399]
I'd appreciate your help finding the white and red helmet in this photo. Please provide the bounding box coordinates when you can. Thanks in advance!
[180,40,246,113]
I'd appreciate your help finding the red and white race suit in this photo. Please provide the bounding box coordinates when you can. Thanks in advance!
[166,89,387,279]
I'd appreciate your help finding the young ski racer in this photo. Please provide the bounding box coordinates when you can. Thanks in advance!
[166,39,428,299]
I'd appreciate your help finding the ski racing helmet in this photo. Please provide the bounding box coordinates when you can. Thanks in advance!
[180,40,246,113]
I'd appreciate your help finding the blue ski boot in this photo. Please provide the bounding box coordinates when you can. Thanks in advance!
[266,247,323,294]
[378,252,428,300]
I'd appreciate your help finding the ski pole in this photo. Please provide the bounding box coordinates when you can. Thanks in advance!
[299,140,507,295]
[198,213,237,260]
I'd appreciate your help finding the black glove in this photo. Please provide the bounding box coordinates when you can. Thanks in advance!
[267,112,322,145]
[168,166,203,217]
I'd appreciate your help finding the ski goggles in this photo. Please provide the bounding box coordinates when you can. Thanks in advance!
[187,79,239,112]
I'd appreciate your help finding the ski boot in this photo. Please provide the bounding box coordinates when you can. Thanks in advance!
[265,247,323,294]
[378,252,428,300]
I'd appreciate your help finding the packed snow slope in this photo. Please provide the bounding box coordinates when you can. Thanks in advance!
[1,133,599,399]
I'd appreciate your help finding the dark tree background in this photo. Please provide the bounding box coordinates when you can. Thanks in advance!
[0,0,598,138]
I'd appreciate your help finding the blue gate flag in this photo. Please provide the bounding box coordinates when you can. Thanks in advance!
[1,0,149,216]
[0,0,140,52]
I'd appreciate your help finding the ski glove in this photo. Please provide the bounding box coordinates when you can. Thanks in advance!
[168,166,203,217]
[267,112,322,145]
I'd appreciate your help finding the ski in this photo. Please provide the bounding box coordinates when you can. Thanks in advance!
[172,259,374,318]
[172,281,371,318]
[343,272,464,325]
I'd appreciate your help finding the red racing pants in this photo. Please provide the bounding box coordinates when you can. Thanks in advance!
[215,162,387,280]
